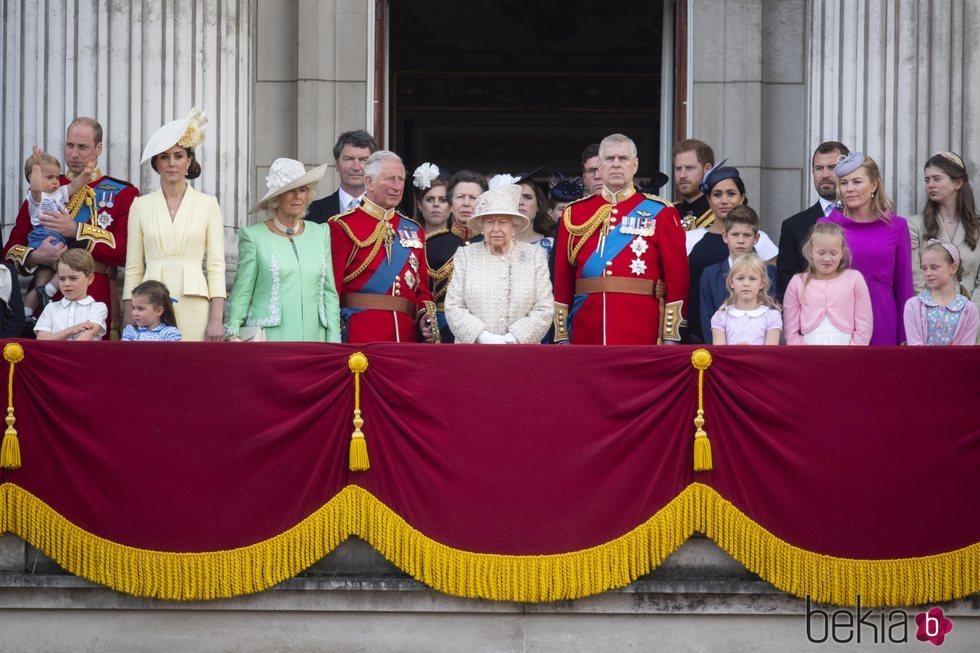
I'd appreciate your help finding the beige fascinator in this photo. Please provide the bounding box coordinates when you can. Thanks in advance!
[141,107,208,164]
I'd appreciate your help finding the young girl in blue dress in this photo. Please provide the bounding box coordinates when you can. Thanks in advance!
[121,280,182,342]
[903,239,979,345]
[710,253,782,345]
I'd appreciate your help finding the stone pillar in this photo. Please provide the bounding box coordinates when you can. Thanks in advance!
[253,0,371,221]
[806,0,980,217]
[0,0,251,252]
[689,0,809,235]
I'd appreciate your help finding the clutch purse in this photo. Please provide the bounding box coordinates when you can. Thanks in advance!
[238,326,267,342]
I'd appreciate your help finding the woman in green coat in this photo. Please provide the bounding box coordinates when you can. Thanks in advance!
[225,158,341,342]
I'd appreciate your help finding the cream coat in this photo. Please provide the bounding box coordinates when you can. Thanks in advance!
[445,240,553,344]
[123,186,226,340]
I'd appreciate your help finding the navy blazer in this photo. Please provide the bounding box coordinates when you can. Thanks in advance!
[306,189,342,225]
[699,258,778,344]
[776,201,824,302]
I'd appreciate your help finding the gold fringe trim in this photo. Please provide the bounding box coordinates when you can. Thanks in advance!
[0,482,977,606]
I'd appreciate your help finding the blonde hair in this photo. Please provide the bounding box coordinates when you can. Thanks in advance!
[24,152,61,182]
[920,240,965,286]
[840,156,893,221]
[800,222,852,302]
[721,253,779,310]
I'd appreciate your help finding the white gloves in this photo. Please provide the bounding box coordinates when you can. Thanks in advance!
[477,331,509,344]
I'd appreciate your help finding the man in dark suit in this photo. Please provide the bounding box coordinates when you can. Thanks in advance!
[776,140,849,301]
[306,130,378,224]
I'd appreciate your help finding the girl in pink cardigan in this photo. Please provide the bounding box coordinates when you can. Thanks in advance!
[904,239,979,345]
[783,222,874,345]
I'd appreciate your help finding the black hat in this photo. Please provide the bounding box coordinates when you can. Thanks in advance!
[549,171,585,202]
[638,171,670,195]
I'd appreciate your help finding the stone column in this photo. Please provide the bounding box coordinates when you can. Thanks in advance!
[688,0,809,235]
[0,0,251,253]
[253,0,371,219]
[806,0,980,216]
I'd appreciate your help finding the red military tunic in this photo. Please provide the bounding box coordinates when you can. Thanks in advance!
[3,172,138,334]
[329,198,436,343]
[553,184,688,345]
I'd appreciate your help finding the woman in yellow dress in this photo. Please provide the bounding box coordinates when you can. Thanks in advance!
[123,108,226,341]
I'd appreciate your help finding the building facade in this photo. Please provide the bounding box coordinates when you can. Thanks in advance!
[3,0,978,273]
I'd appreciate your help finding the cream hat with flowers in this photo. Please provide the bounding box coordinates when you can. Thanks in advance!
[250,158,329,214]
[467,184,530,233]
[141,107,208,164]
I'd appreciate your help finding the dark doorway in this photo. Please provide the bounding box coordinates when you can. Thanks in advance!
[388,0,666,184]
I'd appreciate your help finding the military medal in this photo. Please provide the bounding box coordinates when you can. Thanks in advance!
[398,228,422,248]
[630,238,648,256]
[629,257,647,276]
[408,252,419,273]
[97,211,113,228]
[404,268,417,290]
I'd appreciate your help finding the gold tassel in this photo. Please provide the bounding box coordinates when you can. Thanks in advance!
[348,352,370,472]
[2,343,25,469]
[691,349,713,472]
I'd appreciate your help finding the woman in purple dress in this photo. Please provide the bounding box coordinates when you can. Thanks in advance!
[820,152,914,344]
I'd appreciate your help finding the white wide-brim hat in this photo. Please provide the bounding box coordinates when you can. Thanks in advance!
[467,184,530,233]
[141,107,208,164]
[250,158,329,214]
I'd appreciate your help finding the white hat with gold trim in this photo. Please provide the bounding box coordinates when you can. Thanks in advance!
[141,107,208,164]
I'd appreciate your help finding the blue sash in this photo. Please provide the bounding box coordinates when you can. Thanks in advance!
[341,216,417,342]
[360,216,415,294]
[75,179,125,224]
[568,198,666,333]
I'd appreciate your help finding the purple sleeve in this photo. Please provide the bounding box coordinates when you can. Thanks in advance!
[893,218,915,343]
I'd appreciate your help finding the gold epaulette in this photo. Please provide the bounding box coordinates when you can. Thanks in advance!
[76,223,116,249]
[327,207,356,222]
[396,212,422,229]
[642,193,674,207]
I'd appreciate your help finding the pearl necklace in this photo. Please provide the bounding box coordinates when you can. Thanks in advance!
[273,217,303,236]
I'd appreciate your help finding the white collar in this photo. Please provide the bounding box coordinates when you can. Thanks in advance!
[726,305,767,318]
[338,187,362,211]
[59,295,95,307]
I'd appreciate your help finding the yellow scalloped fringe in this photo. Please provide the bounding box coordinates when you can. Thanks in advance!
[0,483,976,606]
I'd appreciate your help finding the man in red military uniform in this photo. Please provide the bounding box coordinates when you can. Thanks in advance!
[3,117,138,335]
[553,133,688,345]
[329,151,437,343]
